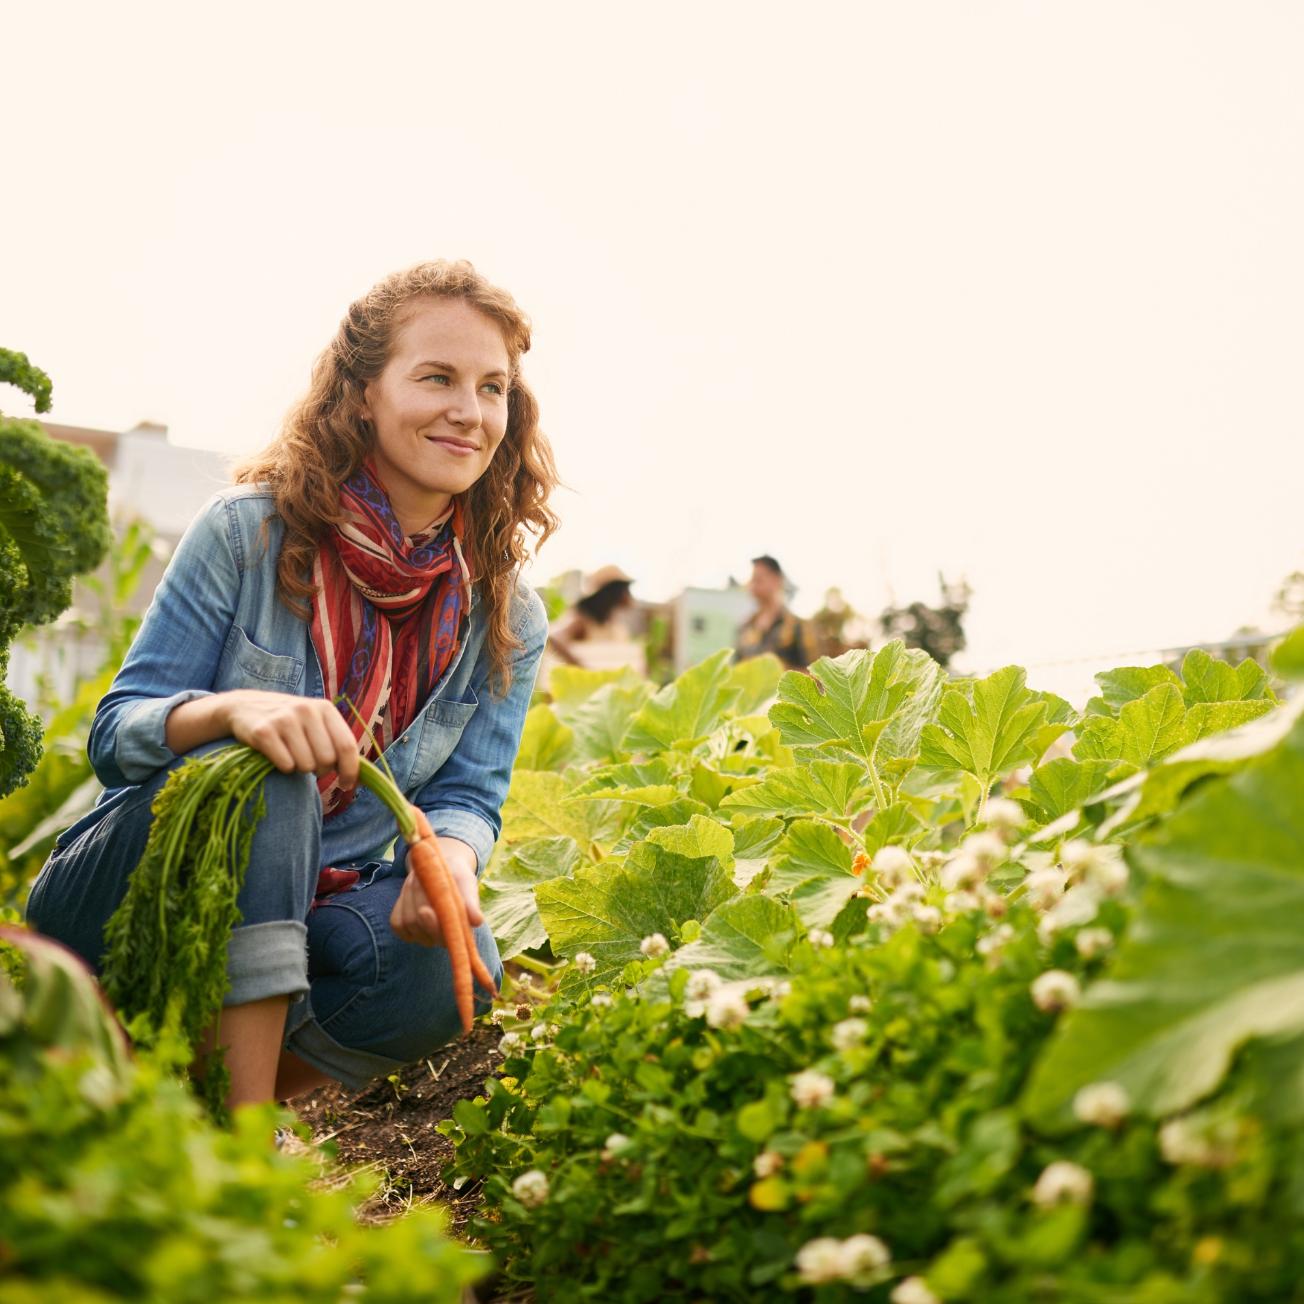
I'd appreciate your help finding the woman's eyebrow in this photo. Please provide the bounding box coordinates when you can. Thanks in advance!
[413,359,509,380]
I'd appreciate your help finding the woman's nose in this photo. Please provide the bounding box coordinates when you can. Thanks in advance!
[444,384,483,428]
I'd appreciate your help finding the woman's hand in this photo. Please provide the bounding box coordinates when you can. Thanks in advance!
[192,690,361,789]
[389,836,484,947]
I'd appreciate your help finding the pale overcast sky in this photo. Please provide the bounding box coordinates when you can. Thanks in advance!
[4,1,1301,699]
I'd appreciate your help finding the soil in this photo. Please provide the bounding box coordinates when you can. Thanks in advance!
[292,1021,505,1235]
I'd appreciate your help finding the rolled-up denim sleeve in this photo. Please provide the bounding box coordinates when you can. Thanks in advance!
[413,581,547,877]
[87,495,239,788]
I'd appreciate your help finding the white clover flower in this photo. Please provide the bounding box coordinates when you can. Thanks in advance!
[1032,1160,1094,1207]
[602,1132,632,1159]
[807,928,835,949]
[912,904,942,935]
[499,1031,523,1053]
[1085,845,1129,896]
[1158,1117,1235,1168]
[572,951,596,974]
[512,1169,550,1208]
[963,830,1007,868]
[685,968,722,1001]
[981,888,1009,919]
[1031,969,1081,1013]
[1038,885,1101,944]
[514,972,534,988]
[840,1233,892,1279]
[975,922,1015,959]
[943,889,980,916]
[590,991,613,1008]
[790,1069,836,1109]
[640,932,669,958]
[871,844,914,886]
[706,988,750,1030]
[490,1007,508,1025]
[530,1022,550,1042]
[831,1017,869,1052]
[891,1277,940,1304]
[1075,926,1115,960]
[891,881,925,906]
[1073,1081,1130,1128]
[848,994,873,1014]
[753,1149,784,1178]
[795,1237,847,1285]
[1023,866,1068,912]
[940,852,983,892]
[1059,839,1096,877]
[867,902,895,927]
[984,796,1025,836]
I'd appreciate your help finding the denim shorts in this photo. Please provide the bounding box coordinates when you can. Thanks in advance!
[24,743,502,1092]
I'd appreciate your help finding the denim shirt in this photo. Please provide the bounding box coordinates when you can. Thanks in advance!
[81,485,546,876]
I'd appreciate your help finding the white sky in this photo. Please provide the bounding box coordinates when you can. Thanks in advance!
[3,1,1302,700]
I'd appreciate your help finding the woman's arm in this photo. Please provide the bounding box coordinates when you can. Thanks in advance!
[88,495,360,789]
[87,496,238,788]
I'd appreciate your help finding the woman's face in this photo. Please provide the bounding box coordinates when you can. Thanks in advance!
[361,296,512,530]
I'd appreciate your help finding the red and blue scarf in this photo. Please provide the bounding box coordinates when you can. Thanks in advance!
[310,459,470,818]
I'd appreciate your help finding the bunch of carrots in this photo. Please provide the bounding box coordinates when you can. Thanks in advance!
[101,743,496,1118]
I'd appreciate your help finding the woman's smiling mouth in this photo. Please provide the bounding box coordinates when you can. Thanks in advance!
[425,434,479,456]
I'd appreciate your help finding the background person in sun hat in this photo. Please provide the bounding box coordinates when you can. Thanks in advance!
[25,259,558,1114]
[735,553,818,671]
[542,563,647,682]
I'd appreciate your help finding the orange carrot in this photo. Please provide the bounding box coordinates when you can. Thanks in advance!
[406,806,498,1033]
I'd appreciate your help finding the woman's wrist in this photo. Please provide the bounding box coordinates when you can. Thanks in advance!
[164,692,234,756]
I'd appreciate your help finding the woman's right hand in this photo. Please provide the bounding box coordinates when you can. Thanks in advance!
[223,691,361,789]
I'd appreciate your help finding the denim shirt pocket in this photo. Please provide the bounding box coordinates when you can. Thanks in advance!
[407,690,479,786]
[214,625,304,692]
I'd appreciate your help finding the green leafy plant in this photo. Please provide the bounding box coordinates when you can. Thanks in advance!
[449,633,1304,1300]
[0,349,111,798]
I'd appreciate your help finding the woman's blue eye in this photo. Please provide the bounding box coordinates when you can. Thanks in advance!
[482,382,504,395]
[423,374,451,385]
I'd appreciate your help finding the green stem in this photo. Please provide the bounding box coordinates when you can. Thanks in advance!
[356,756,416,842]
[865,760,887,812]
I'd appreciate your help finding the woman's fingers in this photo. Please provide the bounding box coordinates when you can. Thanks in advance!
[318,703,361,788]
[456,866,484,927]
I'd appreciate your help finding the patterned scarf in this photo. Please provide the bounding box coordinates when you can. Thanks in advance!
[310,459,470,817]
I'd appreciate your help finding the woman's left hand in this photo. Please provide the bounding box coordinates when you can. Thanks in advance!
[389,837,484,948]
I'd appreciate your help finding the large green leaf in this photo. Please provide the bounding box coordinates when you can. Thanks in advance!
[546,664,642,707]
[501,771,621,849]
[514,704,575,772]
[769,642,942,772]
[1074,685,1274,770]
[1179,647,1274,706]
[664,895,800,980]
[534,846,734,983]
[1086,665,1181,716]
[764,819,861,927]
[918,666,1049,790]
[642,814,735,863]
[729,815,785,888]
[726,653,784,715]
[1027,758,1116,822]
[559,680,655,764]
[623,650,742,752]
[613,798,712,853]
[718,761,868,821]
[1273,625,1304,680]
[1072,684,1186,768]
[1024,712,1304,1129]
[481,837,582,958]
